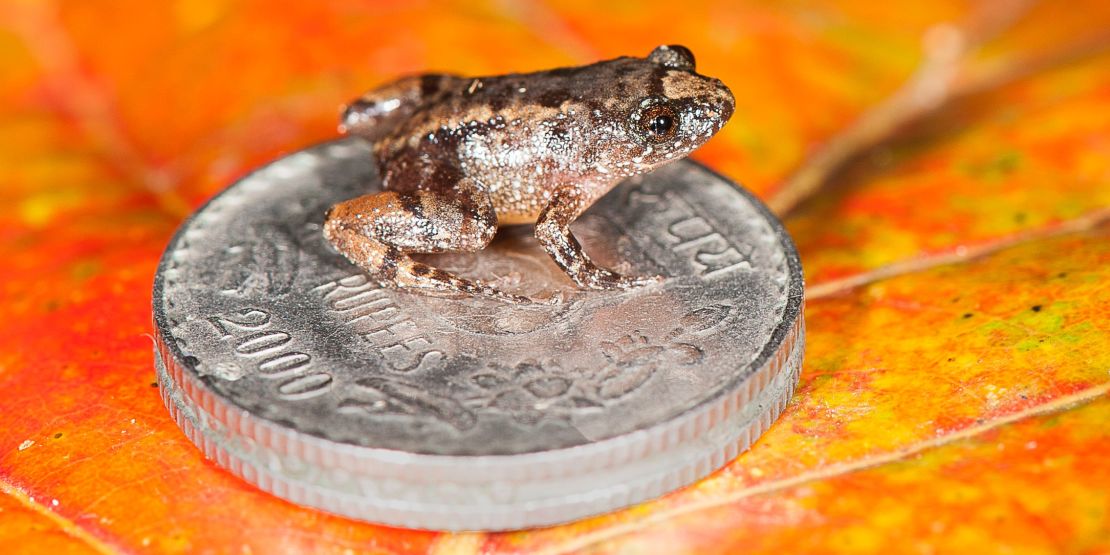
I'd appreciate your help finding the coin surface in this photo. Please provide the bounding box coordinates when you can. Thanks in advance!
[152,138,804,531]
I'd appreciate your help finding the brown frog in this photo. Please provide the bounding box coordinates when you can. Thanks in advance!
[324,44,734,302]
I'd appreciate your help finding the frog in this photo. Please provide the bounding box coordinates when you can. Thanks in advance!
[324,44,734,303]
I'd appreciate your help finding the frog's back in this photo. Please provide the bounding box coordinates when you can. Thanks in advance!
[416,56,657,127]
[374,57,658,169]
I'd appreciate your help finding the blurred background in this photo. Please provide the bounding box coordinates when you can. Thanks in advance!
[1,1,1108,553]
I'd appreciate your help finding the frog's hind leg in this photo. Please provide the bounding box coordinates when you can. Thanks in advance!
[340,74,462,141]
[323,184,528,303]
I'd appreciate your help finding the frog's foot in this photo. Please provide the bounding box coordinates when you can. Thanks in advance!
[324,188,530,304]
[565,265,663,291]
[535,186,663,292]
[545,254,663,291]
[400,258,532,304]
[402,265,533,304]
[538,233,663,291]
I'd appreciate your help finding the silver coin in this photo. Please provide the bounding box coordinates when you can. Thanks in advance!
[152,137,804,531]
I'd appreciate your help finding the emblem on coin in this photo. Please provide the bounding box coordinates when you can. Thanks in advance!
[152,138,804,530]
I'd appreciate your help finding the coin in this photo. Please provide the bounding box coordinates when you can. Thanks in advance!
[152,138,804,531]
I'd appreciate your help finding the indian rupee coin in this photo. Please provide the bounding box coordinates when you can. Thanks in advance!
[152,138,804,531]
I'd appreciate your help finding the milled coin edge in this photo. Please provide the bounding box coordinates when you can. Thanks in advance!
[154,319,803,530]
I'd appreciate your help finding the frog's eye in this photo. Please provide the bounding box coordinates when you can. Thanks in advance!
[641,104,678,142]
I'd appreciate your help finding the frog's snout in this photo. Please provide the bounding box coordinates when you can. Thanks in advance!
[714,79,735,123]
[696,82,734,129]
[339,100,373,132]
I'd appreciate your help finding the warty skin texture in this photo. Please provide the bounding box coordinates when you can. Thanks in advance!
[324,44,735,302]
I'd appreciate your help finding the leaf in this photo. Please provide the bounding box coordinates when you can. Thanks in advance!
[791,47,1110,289]
[2,1,1109,553]
[0,484,107,554]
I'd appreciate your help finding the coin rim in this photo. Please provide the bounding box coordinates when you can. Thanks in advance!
[151,137,803,472]
[154,320,803,530]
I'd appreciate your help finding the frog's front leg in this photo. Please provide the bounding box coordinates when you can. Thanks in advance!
[324,180,529,303]
[535,185,662,290]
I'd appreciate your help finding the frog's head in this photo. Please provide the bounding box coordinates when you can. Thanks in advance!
[596,45,734,175]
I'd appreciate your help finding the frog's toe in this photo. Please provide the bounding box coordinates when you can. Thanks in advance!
[575,268,662,291]
[489,288,534,305]
[621,274,665,288]
[609,273,663,290]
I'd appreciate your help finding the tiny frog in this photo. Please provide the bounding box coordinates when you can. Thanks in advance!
[325,44,734,302]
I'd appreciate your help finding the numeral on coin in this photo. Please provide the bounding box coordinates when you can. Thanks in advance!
[206,308,332,400]
[207,309,271,337]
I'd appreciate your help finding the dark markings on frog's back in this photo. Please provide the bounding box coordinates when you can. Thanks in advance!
[487,90,512,112]
[543,65,595,80]
[616,63,640,76]
[538,89,574,109]
[614,81,629,100]
[420,74,443,97]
